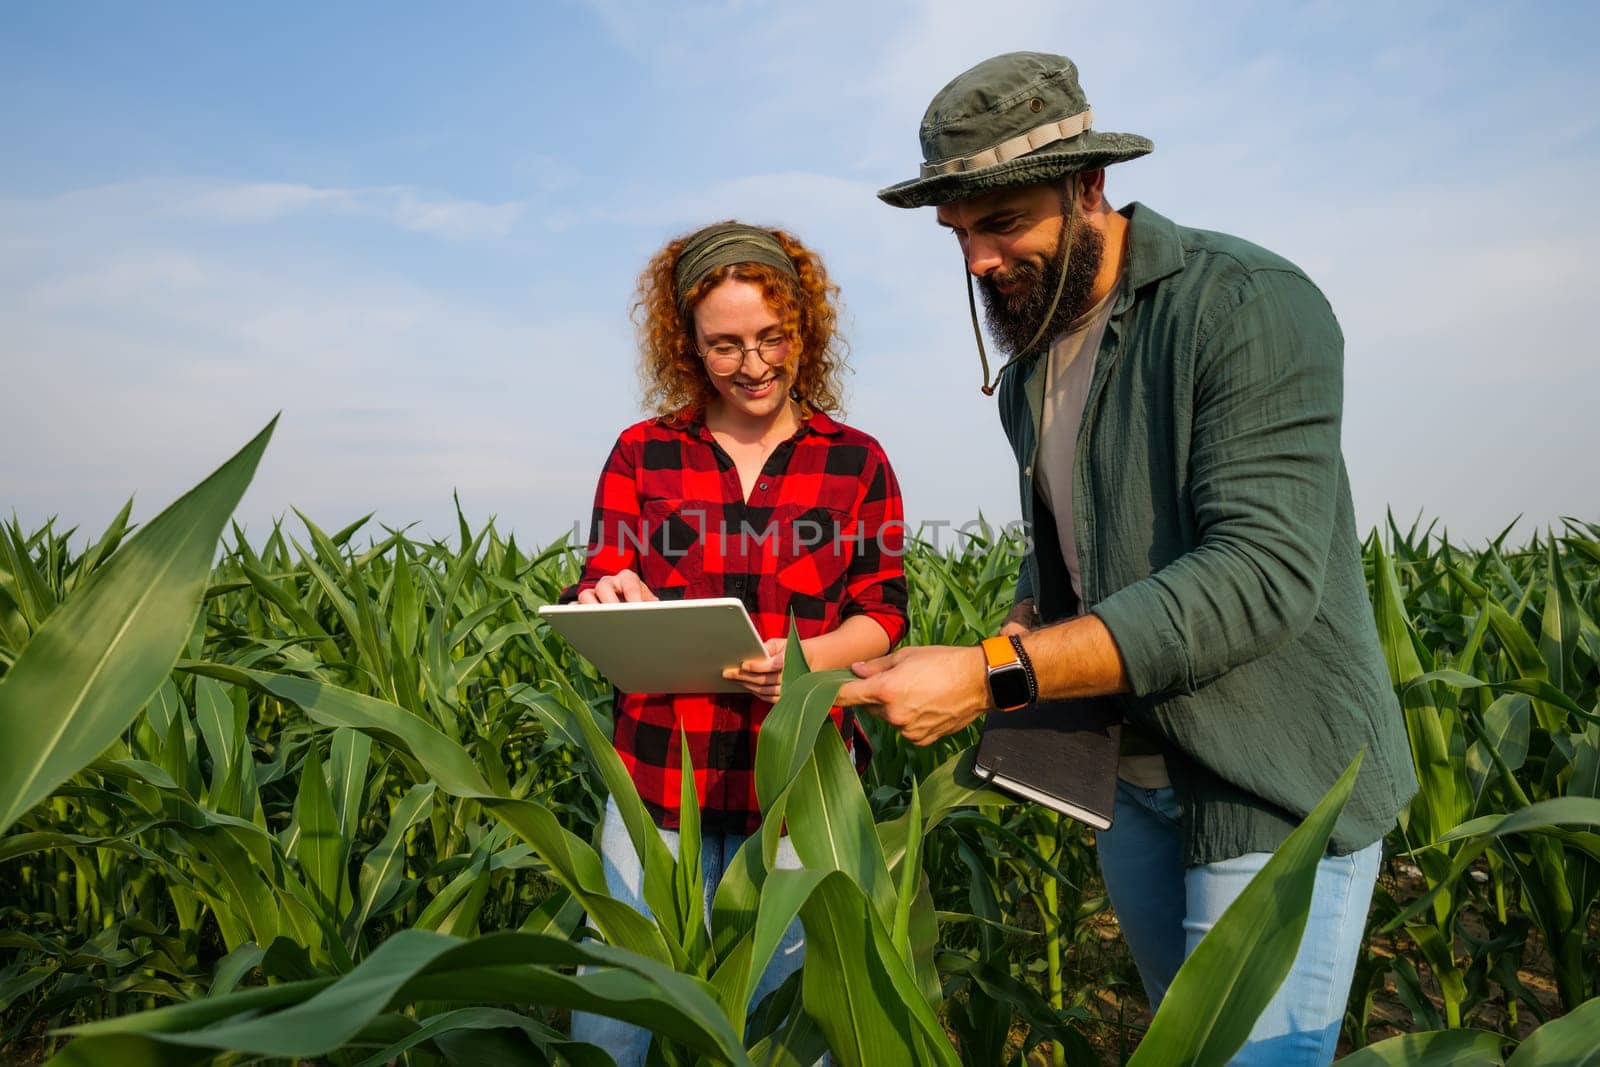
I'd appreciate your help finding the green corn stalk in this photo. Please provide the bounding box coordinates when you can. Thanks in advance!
[1373,537,1472,1027]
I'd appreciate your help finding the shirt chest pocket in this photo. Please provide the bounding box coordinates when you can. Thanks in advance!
[639,498,710,598]
[769,503,854,616]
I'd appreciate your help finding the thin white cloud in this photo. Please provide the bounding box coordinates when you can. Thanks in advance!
[384,189,525,239]
[180,182,353,222]
[169,180,525,239]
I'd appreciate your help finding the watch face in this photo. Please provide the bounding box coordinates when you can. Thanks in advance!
[988,663,1031,711]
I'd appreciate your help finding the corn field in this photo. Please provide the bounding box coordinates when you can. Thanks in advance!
[1,423,1598,1065]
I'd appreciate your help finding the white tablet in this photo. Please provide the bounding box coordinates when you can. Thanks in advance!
[537,597,767,695]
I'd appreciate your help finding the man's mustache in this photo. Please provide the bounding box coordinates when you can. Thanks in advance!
[978,261,1045,310]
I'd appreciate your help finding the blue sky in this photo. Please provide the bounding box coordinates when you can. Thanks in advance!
[3,1,1597,548]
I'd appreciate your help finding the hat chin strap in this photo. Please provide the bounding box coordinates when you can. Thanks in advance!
[974,179,1079,396]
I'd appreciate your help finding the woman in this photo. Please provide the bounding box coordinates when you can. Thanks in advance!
[566,221,907,1060]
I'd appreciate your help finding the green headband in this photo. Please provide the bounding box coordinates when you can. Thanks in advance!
[673,223,798,312]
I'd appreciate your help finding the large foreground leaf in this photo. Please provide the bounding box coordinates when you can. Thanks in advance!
[49,930,750,1065]
[1128,754,1362,1067]
[1336,994,1600,1067]
[798,872,958,1067]
[1504,993,1600,1066]
[348,1006,613,1067]
[0,419,275,833]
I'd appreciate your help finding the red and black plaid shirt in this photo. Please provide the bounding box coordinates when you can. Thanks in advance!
[564,409,908,834]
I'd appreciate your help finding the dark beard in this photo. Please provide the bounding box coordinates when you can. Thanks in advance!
[977,215,1105,358]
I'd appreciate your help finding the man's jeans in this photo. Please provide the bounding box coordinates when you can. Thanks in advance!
[570,798,809,1065]
[1097,780,1382,1066]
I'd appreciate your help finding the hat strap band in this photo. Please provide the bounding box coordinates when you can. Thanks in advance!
[920,108,1094,178]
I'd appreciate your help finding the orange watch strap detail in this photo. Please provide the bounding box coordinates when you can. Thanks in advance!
[981,635,1018,670]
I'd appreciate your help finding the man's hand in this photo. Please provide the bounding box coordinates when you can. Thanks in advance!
[576,569,657,604]
[723,637,786,703]
[1000,598,1038,637]
[835,645,991,746]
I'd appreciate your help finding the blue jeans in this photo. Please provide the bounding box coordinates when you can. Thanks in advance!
[570,798,810,1066]
[1096,780,1381,1066]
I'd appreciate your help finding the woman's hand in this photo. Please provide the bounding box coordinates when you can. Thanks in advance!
[723,637,786,703]
[576,569,658,604]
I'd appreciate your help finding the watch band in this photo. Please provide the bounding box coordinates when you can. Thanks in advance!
[981,635,1018,671]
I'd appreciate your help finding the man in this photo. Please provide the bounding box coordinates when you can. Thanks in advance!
[837,51,1417,1065]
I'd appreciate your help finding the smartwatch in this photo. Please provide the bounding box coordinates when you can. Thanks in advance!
[982,635,1037,712]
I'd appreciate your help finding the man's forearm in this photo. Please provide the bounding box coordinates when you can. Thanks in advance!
[1017,613,1130,700]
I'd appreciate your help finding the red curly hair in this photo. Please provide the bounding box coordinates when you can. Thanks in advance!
[634,223,847,418]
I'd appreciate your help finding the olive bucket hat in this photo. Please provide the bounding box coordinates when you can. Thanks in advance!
[877,51,1152,209]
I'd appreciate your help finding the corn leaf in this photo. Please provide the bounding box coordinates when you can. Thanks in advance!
[348,782,434,946]
[0,419,274,834]
[181,661,677,966]
[1128,753,1362,1067]
[348,1006,612,1067]
[291,745,346,919]
[1540,538,1581,697]
[1375,545,1463,840]
[1334,1028,1504,1065]
[786,722,896,930]
[1503,993,1600,1065]
[52,930,749,1065]
[798,871,959,1067]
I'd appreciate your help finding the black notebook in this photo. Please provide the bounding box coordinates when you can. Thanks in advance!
[973,698,1122,830]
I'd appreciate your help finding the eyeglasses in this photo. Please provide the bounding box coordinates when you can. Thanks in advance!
[698,335,792,375]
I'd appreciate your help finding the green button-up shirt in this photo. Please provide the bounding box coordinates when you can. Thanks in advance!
[998,203,1416,865]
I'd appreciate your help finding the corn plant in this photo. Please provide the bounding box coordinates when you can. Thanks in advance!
[1365,517,1600,1041]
